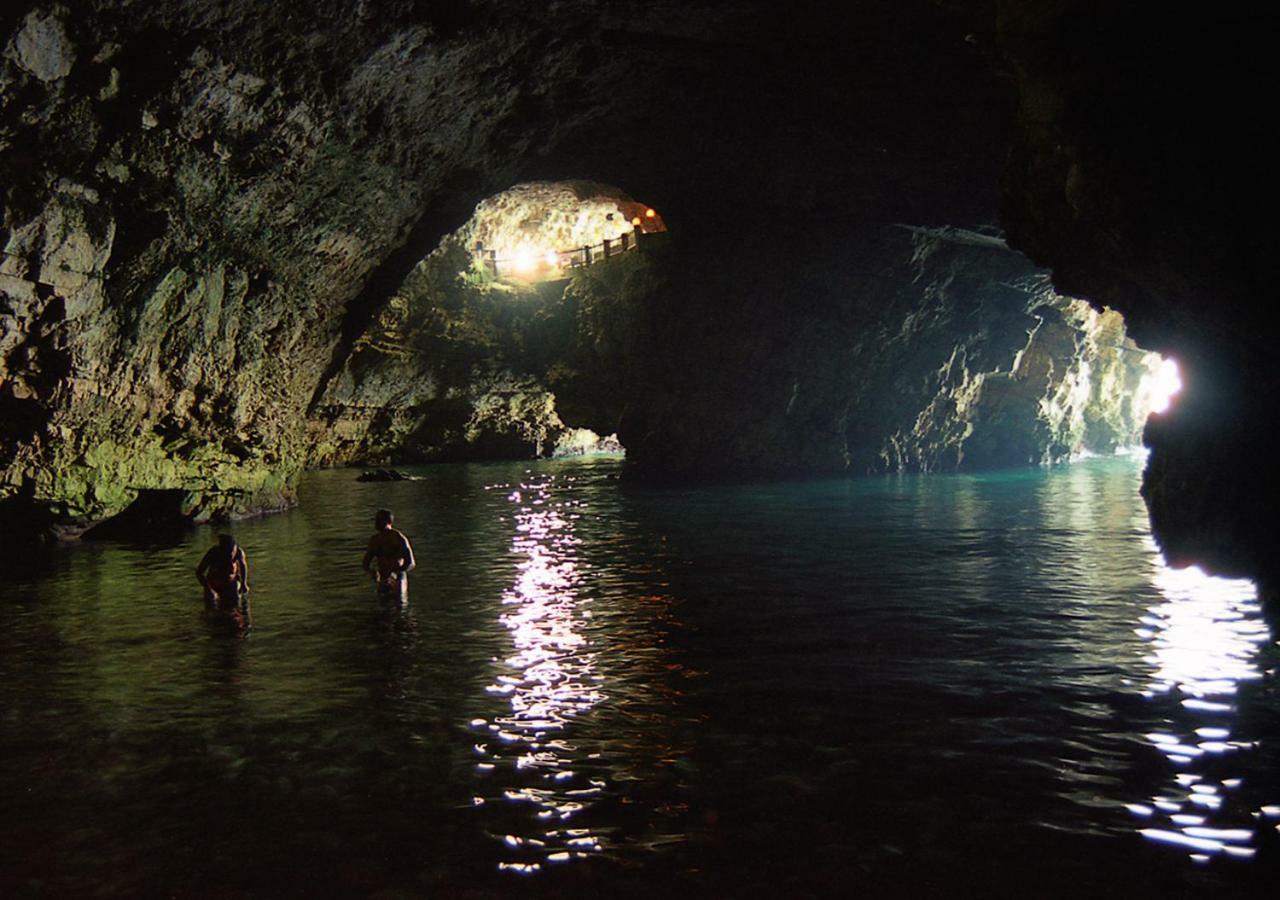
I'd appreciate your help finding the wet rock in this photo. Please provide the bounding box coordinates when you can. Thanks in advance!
[6,10,75,83]
[553,428,624,457]
[316,212,1154,480]
[2,0,1242,575]
[956,2,1273,579]
[305,214,592,467]
[355,468,412,482]
[3,2,1017,539]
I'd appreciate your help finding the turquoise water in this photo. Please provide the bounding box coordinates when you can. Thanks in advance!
[3,455,1278,897]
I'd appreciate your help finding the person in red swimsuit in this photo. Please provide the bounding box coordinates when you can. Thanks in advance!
[196,534,250,609]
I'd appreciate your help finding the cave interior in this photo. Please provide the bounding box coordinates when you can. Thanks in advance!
[0,0,1274,584]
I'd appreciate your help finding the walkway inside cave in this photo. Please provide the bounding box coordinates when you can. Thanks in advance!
[468,181,667,283]
[3,3,1274,897]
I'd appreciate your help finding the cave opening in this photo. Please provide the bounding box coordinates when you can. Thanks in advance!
[6,3,1280,896]
[465,181,667,284]
[80,488,193,543]
[306,179,654,468]
[311,175,1192,479]
[1138,356,1183,418]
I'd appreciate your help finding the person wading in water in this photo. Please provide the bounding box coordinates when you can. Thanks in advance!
[196,534,250,609]
[362,509,416,596]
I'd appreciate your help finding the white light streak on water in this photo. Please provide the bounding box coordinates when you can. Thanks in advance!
[476,476,612,872]
[1140,828,1224,853]
[1130,553,1276,860]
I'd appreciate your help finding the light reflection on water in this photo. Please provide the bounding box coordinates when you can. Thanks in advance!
[1129,549,1278,862]
[474,476,608,872]
[3,455,1280,896]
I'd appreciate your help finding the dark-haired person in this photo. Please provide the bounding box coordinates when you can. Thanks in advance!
[362,509,416,596]
[196,534,249,608]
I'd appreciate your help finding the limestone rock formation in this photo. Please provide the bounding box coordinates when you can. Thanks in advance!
[312,196,1155,483]
[600,223,1157,479]
[3,0,1258,586]
[951,1,1274,578]
[305,181,663,467]
[469,180,663,272]
[6,9,76,83]
[868,244,1156,473]
[2,1,680,534]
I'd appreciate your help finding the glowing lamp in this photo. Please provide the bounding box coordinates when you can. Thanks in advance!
[513,248,537,274]
[631,216,642,226]
[645,208,656,218]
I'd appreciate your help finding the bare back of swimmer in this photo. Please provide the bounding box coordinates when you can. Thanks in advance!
[361,509,415,595]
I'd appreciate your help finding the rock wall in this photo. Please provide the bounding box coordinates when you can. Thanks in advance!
[2,1,688,534]
[306,198,659,466]
[305,181,663,465]
[2,1,1186,547]
[603,224,1156,479]
[313,204,1156,484]
[951,1,1275,580]
[859,231,1155,472]
[306,228,576,466]
[2,181,301,532]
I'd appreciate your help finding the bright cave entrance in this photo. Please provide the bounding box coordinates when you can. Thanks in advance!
[1138,356,1182,417]
[376,179,655,464]
[421,178,670,461]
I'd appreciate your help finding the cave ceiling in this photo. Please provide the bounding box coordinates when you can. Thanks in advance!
[2,1,1274,580]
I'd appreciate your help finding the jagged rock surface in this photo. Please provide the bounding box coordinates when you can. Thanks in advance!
[315,209,1154,481]
[4,0,1251,578]
[855,231,1155,472]
[3,0,1013,538]
[952,1,1274,579]
[306,184,658,465]
[605,224,1156,478]
[0,1,702,532]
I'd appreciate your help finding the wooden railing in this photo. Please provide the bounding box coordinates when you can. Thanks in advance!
[475,228,652,280]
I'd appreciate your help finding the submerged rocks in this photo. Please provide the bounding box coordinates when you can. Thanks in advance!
[355,468,413,482]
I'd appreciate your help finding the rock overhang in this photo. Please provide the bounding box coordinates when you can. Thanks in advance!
[1,0,1270,584]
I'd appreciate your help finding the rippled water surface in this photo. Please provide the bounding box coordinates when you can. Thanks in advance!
[4,456,1279,897]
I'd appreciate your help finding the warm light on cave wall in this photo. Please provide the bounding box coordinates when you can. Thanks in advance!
[469,181,666,281]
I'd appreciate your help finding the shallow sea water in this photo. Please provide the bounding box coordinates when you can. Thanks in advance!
[3,455,1279,897]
